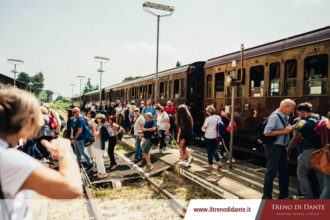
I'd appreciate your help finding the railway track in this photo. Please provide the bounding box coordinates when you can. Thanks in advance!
[81,152,189,219]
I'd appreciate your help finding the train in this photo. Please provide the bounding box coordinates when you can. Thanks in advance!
[0,73,33,91]
[72,26,330,159]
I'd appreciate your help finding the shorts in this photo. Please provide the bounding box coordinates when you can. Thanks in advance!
[142,138,153,154]
[179,134,191,146]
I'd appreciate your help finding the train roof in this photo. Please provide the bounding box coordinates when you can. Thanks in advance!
[103,64,191,90]
[84,90,99,95]
[204,26,330,68]
[0,73,32,90]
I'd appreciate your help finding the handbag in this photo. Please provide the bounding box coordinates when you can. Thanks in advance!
[311,144,330,175]
[311,124,330,175]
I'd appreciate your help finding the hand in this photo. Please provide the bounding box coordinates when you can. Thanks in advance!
[138,135,142,140]
[166,130,169,135]
[71,139,76,145]
[282,126,293,134]
[41,138,72,160]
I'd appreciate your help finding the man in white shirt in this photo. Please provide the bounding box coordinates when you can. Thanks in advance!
[132,108,145,162]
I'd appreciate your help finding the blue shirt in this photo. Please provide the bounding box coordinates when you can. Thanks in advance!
[144,120,157,138]
[73,116,85,140]
[295,114,322,150]
[142,107,157,118]
[263,109,290,146]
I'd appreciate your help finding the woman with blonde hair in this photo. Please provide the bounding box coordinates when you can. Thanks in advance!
[202,105,223,169]
[0,87,82,220]
[176,104,193,166]
[90,113,107,179]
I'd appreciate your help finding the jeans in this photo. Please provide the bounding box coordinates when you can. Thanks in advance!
[263,144,289,198]
[205,138,220,165]
[108,137,117,166]
[159,130,166,150]
[320,173,330,199]
[297,148,324,199]
[134,135,143,159]
[74,139,92,167]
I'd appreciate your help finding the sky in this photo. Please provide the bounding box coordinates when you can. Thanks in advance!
[0,0,329,98]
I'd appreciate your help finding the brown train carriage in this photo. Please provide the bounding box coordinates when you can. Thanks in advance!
[0,73,33,92]
[204,26,330,157]
[102,62,206,135]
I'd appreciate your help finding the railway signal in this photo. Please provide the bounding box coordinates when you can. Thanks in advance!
[7,58,24,87]
[143,1,175,104]
[94,56,109,105]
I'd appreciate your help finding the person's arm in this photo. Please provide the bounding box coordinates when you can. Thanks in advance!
[21,138,82,199]
[112,123,123,136]
[177,127,181,143]
[92,124,101,137]
[287,132,303,159]
[264,115,293,136]
[202,118,208,132]
[165,117,170,134]
[264,128,292,136]
[326,119,330,129]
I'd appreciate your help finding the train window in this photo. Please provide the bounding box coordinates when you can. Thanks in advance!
[160,82,164,98]
[168,80,173,98]
[180,79,185,98]
[174,79,180,98]
[250,65,264,97]
[148,84,152,98]
[284,59,297,96]
[206,75,212,98]
[236,68,245,97]
[215,72,225,98]
[269,62,280,96]
[304,54,328,95]
[139,86,143,99]
[164,81,168,98]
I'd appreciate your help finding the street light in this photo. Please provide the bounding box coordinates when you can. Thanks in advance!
[70,83,76,106]
[143,1,174,104]
[7,59,24,87]
[76,75,85,103]
[94,56,109,104]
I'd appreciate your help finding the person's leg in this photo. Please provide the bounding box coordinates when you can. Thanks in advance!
[178,140,186,161]
[74,141,83,167]
[108,137,117,166]
[297,149,315,199]
[92,147,101,174]
[142,139,152,165]
[205,138,213,165]
[134,136,142,159]
[86,146,93,160]
[160,130,166,150]
[211,139,221,163]
[278,146,289,198]
[76,139,92,165]
[263,145,281,199]
[320,173,330,199]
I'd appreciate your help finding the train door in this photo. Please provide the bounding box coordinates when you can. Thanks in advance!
[186,61,206,137]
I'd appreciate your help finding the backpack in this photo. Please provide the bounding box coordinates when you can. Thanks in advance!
[216,116,227,138]
[81,118,95,146]
[48,111,57,129]
[222,115,237,133]
[59,115,66,131]
[256,113,286,145]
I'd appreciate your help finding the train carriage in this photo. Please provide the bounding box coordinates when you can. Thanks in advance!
[203,26,330,157]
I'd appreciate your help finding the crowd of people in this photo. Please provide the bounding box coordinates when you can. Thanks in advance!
[1,86,330,219]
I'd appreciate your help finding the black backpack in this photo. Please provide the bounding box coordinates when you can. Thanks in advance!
[256,113,286,145]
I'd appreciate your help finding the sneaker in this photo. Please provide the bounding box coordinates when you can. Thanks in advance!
[177,160,186,165]
[86,163,95,171]
[145,165,153,172]
[183,161,190,167]
[187,157,193,164]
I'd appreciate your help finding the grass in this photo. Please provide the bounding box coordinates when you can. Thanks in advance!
[50,102,71,110]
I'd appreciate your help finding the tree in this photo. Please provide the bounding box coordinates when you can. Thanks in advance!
[30,72,45,95]
[45,90,54,102]
[17,72,30,84]
[122,76,142,83]
[55,95,64,102]
[176,61,181,67]
[83,78,99,93]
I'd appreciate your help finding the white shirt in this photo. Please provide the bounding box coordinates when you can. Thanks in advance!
[157,112,169,131]
[0,138,42,220]
[133,115,145,136]
[203,115,221,139]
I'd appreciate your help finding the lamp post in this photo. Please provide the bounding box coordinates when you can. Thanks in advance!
[143,1,174,104]
[7,59,24,87]
[229,60,237,169]
[94,56,109,104]
[70,83,76,106]
[76,75,85,103]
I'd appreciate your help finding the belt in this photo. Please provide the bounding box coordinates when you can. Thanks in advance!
[274,144,286,147]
